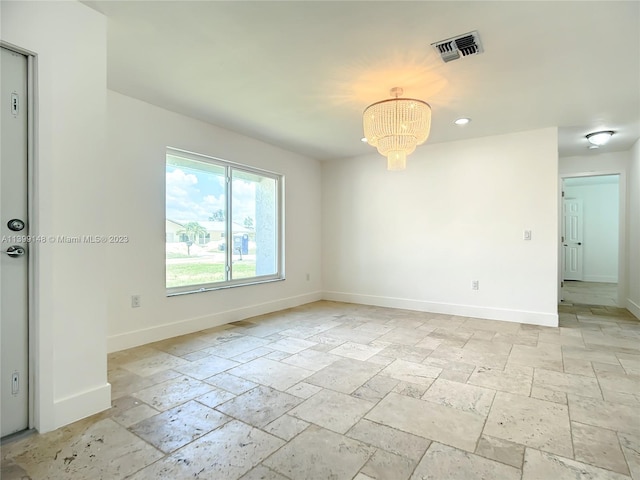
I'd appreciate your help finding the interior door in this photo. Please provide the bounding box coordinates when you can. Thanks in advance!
[563,198,583,281]
[1,46,30,437]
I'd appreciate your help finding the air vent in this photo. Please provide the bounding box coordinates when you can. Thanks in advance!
[432,31,483,63]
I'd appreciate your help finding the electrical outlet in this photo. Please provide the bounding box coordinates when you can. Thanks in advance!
[523,230,532,241]
[472,280,479,290]
[131,295,141,308]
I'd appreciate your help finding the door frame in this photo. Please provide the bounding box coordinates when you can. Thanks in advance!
[1,41,37,434]
[558,171,626,306]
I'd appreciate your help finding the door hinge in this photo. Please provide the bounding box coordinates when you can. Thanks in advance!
[561,236,564,242]
[11,372,19,395]
[561,281,564,288]
[11,92,19,116]
[561,191,565,197]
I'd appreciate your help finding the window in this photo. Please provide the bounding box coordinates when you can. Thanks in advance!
[166,148,284,295]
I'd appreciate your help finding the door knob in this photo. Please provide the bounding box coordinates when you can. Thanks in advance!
[4,245,26,257]
[577,242,582,245]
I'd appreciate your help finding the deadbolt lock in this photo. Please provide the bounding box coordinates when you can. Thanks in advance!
[7,218,25,231]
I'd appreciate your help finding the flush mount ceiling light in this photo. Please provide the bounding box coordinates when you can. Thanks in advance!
[454,117,471,125]
[586,130,614,147]
[363,87,431,171]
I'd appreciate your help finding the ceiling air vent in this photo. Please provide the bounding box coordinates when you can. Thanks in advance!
[432,31,483,63]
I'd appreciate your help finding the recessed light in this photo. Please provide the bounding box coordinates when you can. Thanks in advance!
[586,130,614,146]
[361,137,368,143]
[454,118,471,126]
[588,145,599,150]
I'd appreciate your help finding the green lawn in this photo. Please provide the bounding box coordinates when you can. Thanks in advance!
[166,262,256,288]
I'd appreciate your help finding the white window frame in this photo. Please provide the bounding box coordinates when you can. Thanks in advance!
[166,147,285,296]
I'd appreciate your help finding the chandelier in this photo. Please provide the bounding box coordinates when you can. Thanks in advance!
[363,87,432,171]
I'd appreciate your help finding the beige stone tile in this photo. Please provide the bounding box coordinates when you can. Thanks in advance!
[329,341,385,361]
[568,394,640,436]
[618,353,640,375]
[305,358,382,394]
[618,432,640,480]
[353,375,399,402]
[267,337,317,354]
[602,389,640,407]
[422,378,495,417]
[522,448,630,480]
[173,354,239,380]
[227,357,313,391]
[204,336,272,358]
[413,336,444,351]
[392,381,430,398]
[239,465,290,480]
[360,449,416,480]
[563,345,620,365]
[484,392,573,457]
[111,403,159,428]
[120,350,191,377]
[129,420,283,480]
[195,386,236,408]
[285,381,323,399]
[411,442,521,480]
[508,343,563,371]
[596,370,640,396]
[572,422,630,475]
[204,371,258,394]
[539,331,585,346]
[430,346,508,369]
[12,419,163,479]
[263,350,291,361]
[475,435,525,468]
[263,414,309,441]
[231,346,275,363]
[365,392,485,452]
[263,425,373,479]
[593,361,626,375]
[129,400,230,453]
[530,386,567,404]
[289,388,374,434]
[133,375,213,411]
[563,357,596,377]
[150,333,211,357]
[464,338,513,356]
[216,385,302,428]
[346,419,431,462]
[467,365,533,396]
[380,359,441,386]
[280,348,340,371]
[377,327,427,346]
[533,368,602,398]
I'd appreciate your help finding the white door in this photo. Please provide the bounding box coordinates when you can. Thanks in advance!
[1,47,30,437]
[563,198,583,281]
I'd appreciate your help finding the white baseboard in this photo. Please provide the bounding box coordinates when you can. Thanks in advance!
[582,275,618,283]
[627,299,640,320]
[108,291,323,352]
[51,383,111,432]
[323,291,558,327]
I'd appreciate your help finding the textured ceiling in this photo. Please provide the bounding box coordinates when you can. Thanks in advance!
[85,0,640,160]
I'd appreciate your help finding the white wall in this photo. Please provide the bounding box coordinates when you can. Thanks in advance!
[322,128,559,326]
[564,179,619,282]
[1,1,110,432]
[628,140,640,318]
[559,150,631,310]
[106,91,323,351]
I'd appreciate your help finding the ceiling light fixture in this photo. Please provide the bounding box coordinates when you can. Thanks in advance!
[454,117,471,125]
[586,130,614,147]
[363,87,431,171]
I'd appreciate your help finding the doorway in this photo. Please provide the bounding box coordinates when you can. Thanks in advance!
[561,174,620,306]
[1,46,31,438]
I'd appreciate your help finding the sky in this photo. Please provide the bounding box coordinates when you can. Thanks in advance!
[166,164,256,224]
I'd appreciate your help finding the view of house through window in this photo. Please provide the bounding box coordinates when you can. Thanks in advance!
[166,149,283,294]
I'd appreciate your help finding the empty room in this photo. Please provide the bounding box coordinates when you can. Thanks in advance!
[1,1,639,479]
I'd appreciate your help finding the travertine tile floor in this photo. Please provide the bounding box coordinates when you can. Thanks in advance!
[563,281,618,307]
[2,301,639,479]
